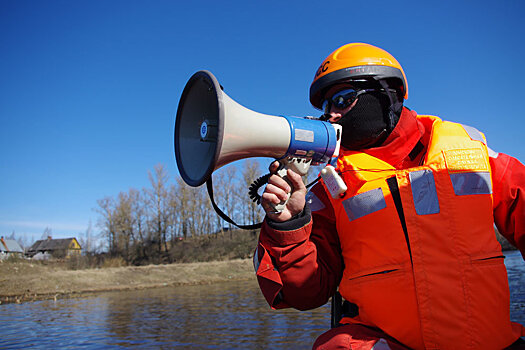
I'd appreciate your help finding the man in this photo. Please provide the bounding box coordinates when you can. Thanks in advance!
[254,43,525,349]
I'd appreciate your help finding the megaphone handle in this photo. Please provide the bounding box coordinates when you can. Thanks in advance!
[269,157,311,213]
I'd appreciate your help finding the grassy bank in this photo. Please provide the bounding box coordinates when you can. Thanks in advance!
[1,228,516,305]
[1,229,259,305]
[0,258,254,305]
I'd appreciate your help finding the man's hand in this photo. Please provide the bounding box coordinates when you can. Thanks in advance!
[261,161,307,222]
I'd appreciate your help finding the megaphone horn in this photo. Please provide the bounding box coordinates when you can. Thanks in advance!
[174,70,341,188]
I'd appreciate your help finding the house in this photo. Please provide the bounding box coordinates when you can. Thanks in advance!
[27,236,81,258]
[0,237,24,259]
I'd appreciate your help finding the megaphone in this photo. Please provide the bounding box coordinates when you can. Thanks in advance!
[174,70,342,189]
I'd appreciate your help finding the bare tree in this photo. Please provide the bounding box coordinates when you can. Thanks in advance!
[41,227,53,240]
[94,161,267,262]
[213,165,242,236]
[10,231,31,250]
[145,164,172,257]
[78,221,94,254]
[195,184,214,235]
[114,191,135,262]
[240,159,265,227]
[173,177,198,239]
[129,188,147,260]
[96,197,117,255]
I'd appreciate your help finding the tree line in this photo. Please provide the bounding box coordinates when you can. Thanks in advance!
[95,160,267,265]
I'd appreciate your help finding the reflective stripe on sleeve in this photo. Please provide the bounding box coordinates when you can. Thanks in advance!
[306,191,326,212]
[253,245,260,273]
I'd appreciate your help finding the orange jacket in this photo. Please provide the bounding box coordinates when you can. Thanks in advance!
[255,109,525,349]
[322,115,522,349]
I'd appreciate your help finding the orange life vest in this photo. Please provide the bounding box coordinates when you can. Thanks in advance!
[323,115,523,349]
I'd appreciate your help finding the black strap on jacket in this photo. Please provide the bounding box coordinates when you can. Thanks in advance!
[331,292,343,328]
[331,291,359,328]
[386,176,412,262]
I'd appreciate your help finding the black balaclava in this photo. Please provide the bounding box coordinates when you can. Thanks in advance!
[335,87,402,150]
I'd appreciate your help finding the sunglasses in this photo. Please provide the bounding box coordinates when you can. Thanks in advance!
[321,88,372,114]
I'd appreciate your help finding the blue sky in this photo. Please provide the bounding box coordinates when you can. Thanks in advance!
[1,0,524,242]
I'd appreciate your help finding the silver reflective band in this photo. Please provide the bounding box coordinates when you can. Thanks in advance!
[463,124,500,158]
[343,188,386,221]
[461,124,485,144]
[450,172,492,195]
[409,169,440,215]
[253,246,260,273]
[487,146,499,158]
[306,191,326,212]
[372,338,392,350]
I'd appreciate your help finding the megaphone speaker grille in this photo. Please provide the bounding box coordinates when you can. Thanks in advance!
[174,71,224,187]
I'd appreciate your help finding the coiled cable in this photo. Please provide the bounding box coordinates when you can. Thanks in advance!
[248,173,321,204]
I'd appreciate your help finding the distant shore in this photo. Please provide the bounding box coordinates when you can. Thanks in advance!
[1,235,519,306]
[0,258,254,304]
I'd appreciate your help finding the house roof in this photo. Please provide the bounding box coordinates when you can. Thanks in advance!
[28,238,81,252]
[0,238,24,253]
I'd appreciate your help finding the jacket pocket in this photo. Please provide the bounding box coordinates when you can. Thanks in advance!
[463,251,514,347]
[470,251,505,266]
[347,264,404,284]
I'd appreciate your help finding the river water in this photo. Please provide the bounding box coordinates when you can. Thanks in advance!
[1,250,523,349]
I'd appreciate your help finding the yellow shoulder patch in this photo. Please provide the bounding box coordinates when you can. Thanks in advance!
[444,149,489,173]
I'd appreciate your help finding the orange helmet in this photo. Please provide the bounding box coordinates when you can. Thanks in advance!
[310,43,408,109]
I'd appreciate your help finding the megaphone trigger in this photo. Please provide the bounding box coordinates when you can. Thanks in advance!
[269,157,312,213]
